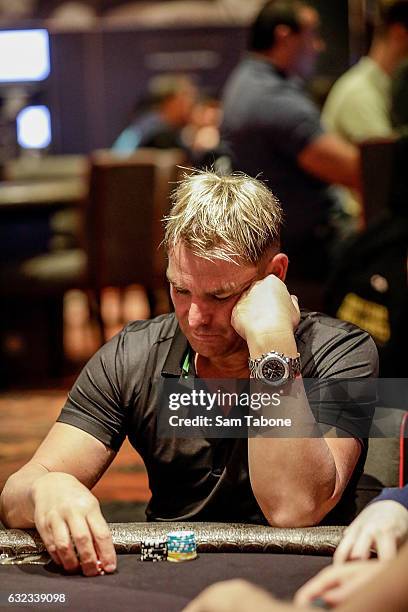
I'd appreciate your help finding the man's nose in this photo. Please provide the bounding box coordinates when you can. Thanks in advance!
[188,300,210,328]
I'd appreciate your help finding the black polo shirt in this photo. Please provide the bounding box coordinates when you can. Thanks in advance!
[58,310,378,525]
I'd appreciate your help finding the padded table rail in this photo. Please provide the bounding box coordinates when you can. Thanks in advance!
[0,522,344,556]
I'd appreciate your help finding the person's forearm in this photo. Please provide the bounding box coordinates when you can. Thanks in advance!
[0,463,49,527]
[248,420,337,527]
[298,133,361,191]
[246,331,338,527]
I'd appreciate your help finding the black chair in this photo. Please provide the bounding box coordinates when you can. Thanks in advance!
[360,135,408,223]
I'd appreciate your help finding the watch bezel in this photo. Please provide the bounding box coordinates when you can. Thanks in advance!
[258,353,290,386]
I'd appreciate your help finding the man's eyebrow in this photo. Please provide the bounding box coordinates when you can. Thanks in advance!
[211,281,245,295]
[209,276,257,296]
[166,272,181,286]
[166,271,256,295]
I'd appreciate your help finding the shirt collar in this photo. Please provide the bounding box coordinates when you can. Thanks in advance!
[161,324,192,377]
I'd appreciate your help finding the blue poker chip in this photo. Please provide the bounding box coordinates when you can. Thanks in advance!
[166,530,197,562]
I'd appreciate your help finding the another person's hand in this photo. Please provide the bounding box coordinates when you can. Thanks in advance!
[334,500,408,563]
[294,560,385,607]
[231,274,300,343]
[31,472,116,576]
[183,579,287,612]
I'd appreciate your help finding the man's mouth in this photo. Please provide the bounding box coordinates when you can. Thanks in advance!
[192,331,219,338]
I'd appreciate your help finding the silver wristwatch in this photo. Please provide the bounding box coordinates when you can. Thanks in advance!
[248,351,301,386]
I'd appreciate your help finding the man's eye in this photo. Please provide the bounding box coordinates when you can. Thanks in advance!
[174,287,189,295]
[213,295,231,302]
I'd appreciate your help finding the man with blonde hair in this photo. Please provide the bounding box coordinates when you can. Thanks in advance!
[0,170,377,577]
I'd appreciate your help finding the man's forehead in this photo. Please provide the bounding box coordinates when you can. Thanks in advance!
[167,248,257,290]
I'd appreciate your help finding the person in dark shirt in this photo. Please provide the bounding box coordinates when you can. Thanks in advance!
[0,170,377,577]
[221,0,360,281]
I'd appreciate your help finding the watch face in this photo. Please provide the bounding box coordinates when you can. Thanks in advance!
[260,356,288,384]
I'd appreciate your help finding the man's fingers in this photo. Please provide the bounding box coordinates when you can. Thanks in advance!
[290,294,299,310]
[375,532,397,561]
[36,515,71,569]
[347,531,375,560]
[87,510,116,573]
[67,515,100,576]
[321,582,360,607]
[294,567,340,606]
[49,516,80,571]
[333,529,356,563]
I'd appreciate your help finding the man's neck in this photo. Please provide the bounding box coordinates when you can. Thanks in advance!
[252,50,291,76]
[369,38,405,76]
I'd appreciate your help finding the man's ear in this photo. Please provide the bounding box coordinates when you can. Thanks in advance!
[274,24,294,44]
[264,252,289,281]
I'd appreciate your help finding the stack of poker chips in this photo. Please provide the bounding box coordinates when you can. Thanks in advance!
[140,537,168,562]
[166,530,197,562]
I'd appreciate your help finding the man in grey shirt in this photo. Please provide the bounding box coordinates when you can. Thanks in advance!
[0,171,377,577]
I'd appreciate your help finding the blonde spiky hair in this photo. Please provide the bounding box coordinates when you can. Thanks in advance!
[163,169,283,264]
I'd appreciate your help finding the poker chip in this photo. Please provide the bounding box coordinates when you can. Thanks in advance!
[166,530,197,562]
[140,537,168,562]
[139,530,197,563]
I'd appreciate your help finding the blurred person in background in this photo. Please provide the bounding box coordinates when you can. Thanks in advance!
[322,1,408,223]
[183,97,222,156]
[112,74,197,154]
[323,1,408,144]
[220,0,360,300]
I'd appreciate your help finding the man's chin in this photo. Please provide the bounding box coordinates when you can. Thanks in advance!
[189,335,225,357]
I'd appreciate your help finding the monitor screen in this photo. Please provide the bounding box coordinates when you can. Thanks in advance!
[17,105,52,149]
[0,29,50,83]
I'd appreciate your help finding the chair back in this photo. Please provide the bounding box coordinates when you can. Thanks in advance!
[360,137,396,224]
[356,408,408,513]
[86,148,185,292]
[360,135,408,223]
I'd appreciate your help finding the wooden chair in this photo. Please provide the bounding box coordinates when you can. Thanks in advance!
[84,148,186,341]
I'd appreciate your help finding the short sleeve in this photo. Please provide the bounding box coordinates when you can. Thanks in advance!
[323,90,392,142]
[258,87,324,158]
[300,316,379,440]
[369,486,408,510]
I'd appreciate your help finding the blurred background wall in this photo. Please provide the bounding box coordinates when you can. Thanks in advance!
[0,0,370,157]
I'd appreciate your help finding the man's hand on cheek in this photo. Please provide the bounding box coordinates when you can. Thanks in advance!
[231,274,300,343]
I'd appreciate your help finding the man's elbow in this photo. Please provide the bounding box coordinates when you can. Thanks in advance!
[257,492,340,528]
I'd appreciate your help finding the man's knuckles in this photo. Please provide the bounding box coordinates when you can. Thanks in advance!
[73,532,93,548]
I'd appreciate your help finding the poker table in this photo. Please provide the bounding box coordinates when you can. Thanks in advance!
[0,523,340,611]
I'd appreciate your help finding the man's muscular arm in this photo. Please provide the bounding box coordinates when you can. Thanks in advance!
[232,275,360,527]
[0,422,117,576]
